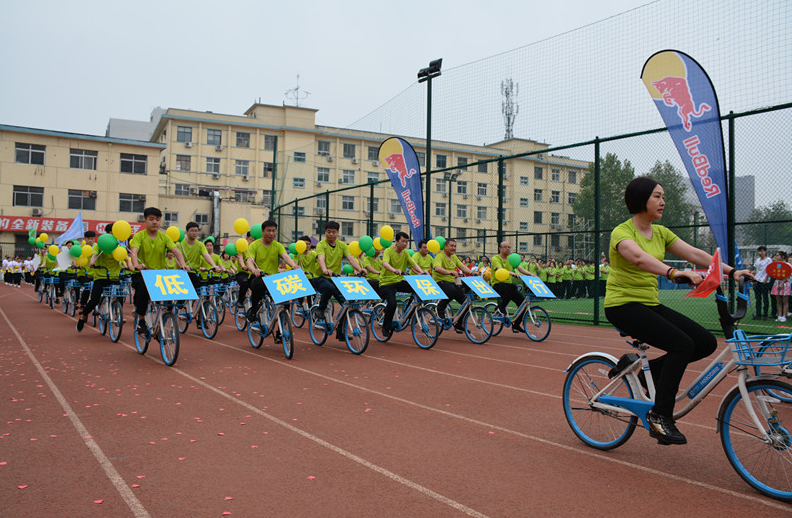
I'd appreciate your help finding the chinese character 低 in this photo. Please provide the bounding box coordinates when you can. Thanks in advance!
[414,279,440,296]
[340,279,369,295]
[273,274,306,295]
[155,274,189,295]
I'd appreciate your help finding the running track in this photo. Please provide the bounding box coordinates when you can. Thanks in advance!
[1,283,791,517]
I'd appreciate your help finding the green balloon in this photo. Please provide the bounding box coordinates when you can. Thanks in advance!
[436,236,446,250]
[365,247,376,257]
[289,243,297,254]
[407,249,415,256]
[250,224,263,239]
[380,239,392,248]
[224,243,237,256]
[47,253,56,261]
[342,264,353,274]
[508,253,521,268]
[69,244,83,258]
[98,233,118,254]
[178,227,185,242]
[36,240,45,249]
[359,235,373,252]
[28,237,36,245]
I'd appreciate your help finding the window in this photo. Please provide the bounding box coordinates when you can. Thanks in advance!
[435,178,446,193]
[341,169,355,184]
[163,212,178,226]
[477,229,486,244]
[551,235,560,248]
[318,141,330,156]
[262,162,273,177]
[456,181,467,195]
[207,129,222,146]
[435,203,446,217]
[293,152,306,163]
[316,197,326,210]
[434,226,444,238]
[206,157,220,174]
[262,190,272,207]
[317,167,330,183]
[68,190,96,210]
[436,154,447,168]
[120,153,147,175]
[477,183,487,196]
[416,152,425,167]
[341,222,354,237]
[520,176,529,186]
[534,166,543,180]
[519,222,529,231]
[567,236,575,248]
[70,149,97,170]
[234,190,255,203]
[533,235,542,246]
[264,135,277,151]
[367,171,379,183]
[235,160,250,176]
[195,213,210,225]
[176,126,193,143]
[476,206,487,220]
[456,204,468,219]
[569,170,577,184]
[477,162,487,173]
[550,191,560,203]
[391,224,402,233]
[551,212,560,226]
[568,192,577,205]
[343,143,355,159]
[119,193,145,213]
[457,228,467,240]
[551,168,561,181]
[390,199,401,213]
[292,206,305,216]
[175,155,191,171]
[15,143,45,165]
[291,230,302,242]
[568,214,576,227]
[293,178,305,189]
[174,184,190,196]
[341,196,355,210]
[519,242,529,252]
[520,197,529,207]
[367,146,378,161]
[457,157,468,170]
[534,211,543,224]
[366,198,380,213]
[236,132,250,148]
[534,189,543,202]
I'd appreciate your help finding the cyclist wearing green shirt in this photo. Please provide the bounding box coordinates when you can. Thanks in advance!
[360,248,383,296]
[77,223,126,331]
[490,241,535,333]
[380,231,426,338]
[129,207,188,335]
[314,221,364,320]
[76,230,98,310]
[178,222,221,288]
[414,240,434,275]
[245,220,298,321]
[432,238,476,333]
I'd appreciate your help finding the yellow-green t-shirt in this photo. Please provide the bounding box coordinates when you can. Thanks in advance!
[415,253,434,274]
[432,252,463,283]
[490,254,515,286]
[247,239,287,276]
[297,250,320,278]
[316,239,350,278]
[361,255,382,281]
[178,240,209,270]
[91,243,122,280]
[165,257,178,270]
[605,219,679,308]
[130,230,177,270]
[380,247,417,286]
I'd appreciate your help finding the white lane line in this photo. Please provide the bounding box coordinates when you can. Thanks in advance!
[0,306,152,518]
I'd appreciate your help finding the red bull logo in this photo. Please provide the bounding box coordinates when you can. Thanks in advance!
[651,76,711,132]
[384,153,417,188]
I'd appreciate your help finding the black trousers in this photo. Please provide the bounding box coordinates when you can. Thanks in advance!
[605,302,717,417]
[235,272,250,306]
[132,273,150,316]
[381,280,412,332]
[436,280,465,316]
[493,282,525,314]
[754,280,772,318]
[82,279,118,317]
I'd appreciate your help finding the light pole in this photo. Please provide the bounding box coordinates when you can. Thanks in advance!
[444,170,461,239]
[418,58,442,240]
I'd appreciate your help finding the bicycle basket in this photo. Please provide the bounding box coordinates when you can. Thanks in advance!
[102,284,128,298]
[727,329,792,367]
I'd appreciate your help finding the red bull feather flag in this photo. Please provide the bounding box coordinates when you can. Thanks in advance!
[641,50,730,261]
[378,137,424,244]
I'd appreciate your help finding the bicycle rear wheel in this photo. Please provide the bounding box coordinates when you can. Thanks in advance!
[719,379,792,501]
[524,306,551,342]
[464,306,493,344]
[214,295,226,325]
[308,306,329,346]
[62,290,70,314]
[290,300,306,328]
[344,309,369,355]
[98,302,108,336]
[109,301,124,343]
[68,289,77,317]
[562,355,637,450]
[484,302,504,336]
[159,311,180,366]
[177,301,190,334]
[411,307,439,349]
[369,303,390,342]
[198,299,218,339]
[279,311,294,359]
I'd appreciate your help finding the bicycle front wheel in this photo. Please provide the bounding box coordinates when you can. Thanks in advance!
[98,302,108,336]
[484,302,504,336]
[524,306,551,342]
[719,379,792,501]
[159,311,180,366]
[308,306,329,346]
[62,291,70,314]
[234,303,248,331]
[562,355,637,450]
[344,309,369,355]
[177,302,190,334]
[411,307,439,350]
[68,290,77,317]
[214,295,226,325]
[290,300,306,328]
[133,313,150,354]
[109,301,124,343]
[279,311,294,359]
[464,306,493,344]
[199,300,218,339]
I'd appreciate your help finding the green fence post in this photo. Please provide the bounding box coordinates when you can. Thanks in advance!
[593,137,601,326]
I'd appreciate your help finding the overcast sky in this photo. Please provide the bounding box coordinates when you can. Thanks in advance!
[0,0,652,135]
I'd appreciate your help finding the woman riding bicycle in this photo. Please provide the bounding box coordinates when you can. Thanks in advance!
[604,176,753,445]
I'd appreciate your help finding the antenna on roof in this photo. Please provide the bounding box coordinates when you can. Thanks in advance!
[284,74,310,107]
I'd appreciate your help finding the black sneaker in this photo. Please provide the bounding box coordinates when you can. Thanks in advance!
[246,306,259,323]
[512,325,524,333]
[647,411,687,445]
[608,353,640,378]
[76,318,86,332]
[453,324,465,334]
[55,298,60,304]
[136,321,148,336]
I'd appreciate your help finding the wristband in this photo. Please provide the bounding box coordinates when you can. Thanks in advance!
[670,268,678,280]
[730,269,738,280]
[666,267,674,279]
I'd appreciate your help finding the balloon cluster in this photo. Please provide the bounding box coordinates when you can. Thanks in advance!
[221,218,252,257]
[348,225,395,259]
[426,236,446,254]
[494,254,523,282]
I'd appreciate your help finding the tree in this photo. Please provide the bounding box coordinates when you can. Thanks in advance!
[644,160,696,244]
[743,201,792,247]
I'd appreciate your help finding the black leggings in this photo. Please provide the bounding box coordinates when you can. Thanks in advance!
[605,303,717,417]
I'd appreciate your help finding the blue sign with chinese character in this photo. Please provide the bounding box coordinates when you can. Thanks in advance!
[263,269,316,303]
[519,276,556,298]
[461,276,498,299]
[405,275,447,301]
[141,270,198,301]
[332,277,379,301]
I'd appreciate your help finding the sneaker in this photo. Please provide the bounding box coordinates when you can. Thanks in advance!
[136,320,149,335]
[647,411,687,445]
[246,306,259,323]
[453,324,465,334]
[780,316,787,323]
[512,325,524,334]
[76,318,86,332]
[55,298,60,304]
[608,353,640,379]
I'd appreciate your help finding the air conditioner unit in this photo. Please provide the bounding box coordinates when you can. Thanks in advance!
[212,173,220,180]
[503,220,509,225]
[351,158,359,164]
[338,178,344,184]
[242,175,250,181]
[442,216,447,221]
[315,208,325,215]
[215,145,224,152]
[327,156,334,162]
[312,222,319,229]
[31,208,42,216]
[503,173,509,179]
[315,181,322,187]
[462,194,468,200]
[462,240,468,246]
[89,191,97,198]
[551,224,562,230]
[442,192,447,198]
[185,142,193,148]
[137,214,145,222]
[388,213,396,219]
[189,188,197,195]
[363,210,370,216]
[464,218,469,223]
[475,218,482,223]
[476,195,482,200]
[372,160,379,167]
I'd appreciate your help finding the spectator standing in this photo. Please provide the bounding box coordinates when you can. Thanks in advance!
[752,245,773,320]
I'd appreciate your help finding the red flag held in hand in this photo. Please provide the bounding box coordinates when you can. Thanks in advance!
[685,248,723,298]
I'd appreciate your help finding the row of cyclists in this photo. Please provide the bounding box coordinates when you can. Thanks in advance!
[31,208,542,347]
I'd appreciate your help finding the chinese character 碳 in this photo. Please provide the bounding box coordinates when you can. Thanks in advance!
[273,274,306,295]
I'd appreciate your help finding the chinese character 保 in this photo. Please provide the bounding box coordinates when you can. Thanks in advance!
[273,274,306,295]
[414,279,440,295]
[340,279,369,294]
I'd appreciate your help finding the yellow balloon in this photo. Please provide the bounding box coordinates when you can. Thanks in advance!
[495,268,510,282]
[373,237,383,251]
[348,241,361,256]
[427,239,440,254]
[39,233,49,242]
[166,226,181,242]
[236,238,249,253]
[233,218,250,235]
[379,225,394,242]
[112,220,132,241]
[48,245,59,256]
[76,256,88,267]
[81,245,93,257]
[112,246,128,262]
[295,240,307,254]
[482,268,491,281]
